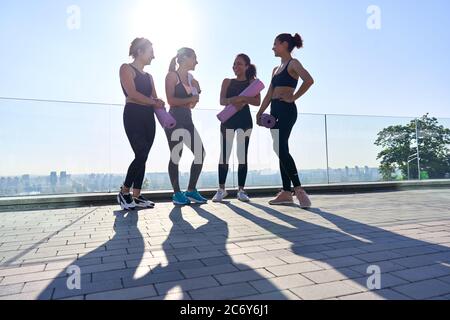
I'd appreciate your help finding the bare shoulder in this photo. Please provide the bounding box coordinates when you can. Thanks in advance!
[290,59,304,69]
[120,63,133,74]
[166,71,178,81]
[222,78,232,86]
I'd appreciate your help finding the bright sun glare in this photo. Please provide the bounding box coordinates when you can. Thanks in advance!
[128,0,198,59]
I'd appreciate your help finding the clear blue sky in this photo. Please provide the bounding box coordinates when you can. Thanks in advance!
[1,0,450,175]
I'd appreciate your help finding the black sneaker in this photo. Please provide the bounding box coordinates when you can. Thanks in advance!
[133,195,155,208]
[117,189,136,211]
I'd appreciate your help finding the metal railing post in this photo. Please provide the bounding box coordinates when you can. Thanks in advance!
[325,114,330,184]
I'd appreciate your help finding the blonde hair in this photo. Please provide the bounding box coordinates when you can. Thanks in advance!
[129,38,152,58]
[169,47,196,72]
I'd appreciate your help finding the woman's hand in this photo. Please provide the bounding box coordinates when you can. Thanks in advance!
[188,95,200,109]
[152,98,166,109]
[192,79,201,94]
[229,96,246,106]
[256,111,263,126]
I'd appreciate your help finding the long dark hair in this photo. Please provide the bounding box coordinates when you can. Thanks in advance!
[236,53,257,81]
[276,33,303,52]
[169,47,196,72]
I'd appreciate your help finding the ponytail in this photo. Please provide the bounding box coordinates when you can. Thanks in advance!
[276,33,304,52]
[237,53,257,81]
[293,33,303,49]
[246,64,257,81]
[169,56,177,72]
[169,47,196,72]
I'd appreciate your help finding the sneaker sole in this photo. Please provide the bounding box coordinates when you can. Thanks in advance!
[118,194,136,211]
[269,201,294,205]
[135,203,155,209]
[212,193,228,203]
[187,197,207,204]
[173,201,191,206]
[121,204,136,211]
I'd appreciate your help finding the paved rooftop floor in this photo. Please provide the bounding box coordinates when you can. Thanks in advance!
[1,189,450,300]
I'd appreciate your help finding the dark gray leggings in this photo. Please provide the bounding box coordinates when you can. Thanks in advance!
[165,108,206,193]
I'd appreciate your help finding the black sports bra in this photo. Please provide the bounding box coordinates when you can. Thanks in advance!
[121,64,153,98]
[271,59,298,89]
[174,72,193,99]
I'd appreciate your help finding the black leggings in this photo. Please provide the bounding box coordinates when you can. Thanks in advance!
[123,103,156,190]
[219,125,251,188]
[270,99,301,191]
[165,108,206,193]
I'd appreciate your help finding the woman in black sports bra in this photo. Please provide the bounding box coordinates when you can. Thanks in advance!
[165,47,207,206]
[118,38,166,211]
[212,54,261,203]
[256,33,315,208]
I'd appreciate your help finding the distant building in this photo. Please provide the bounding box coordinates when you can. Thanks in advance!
[60,171,67,185]
[50,172,57,186]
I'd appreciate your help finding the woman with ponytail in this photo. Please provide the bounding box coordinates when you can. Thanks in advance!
[212,54,261,203]
[256,33,315,208]
[165,48,207,205]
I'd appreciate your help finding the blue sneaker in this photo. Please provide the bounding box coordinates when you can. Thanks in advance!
[172,192,191,205]
[185,189,208,204]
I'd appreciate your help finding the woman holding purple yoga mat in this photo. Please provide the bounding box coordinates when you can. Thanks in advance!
[212,54,261,203]
[117,38,166,211]
[165,48,208,206]
[256,33,315,208]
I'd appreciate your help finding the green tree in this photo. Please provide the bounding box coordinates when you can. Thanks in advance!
[375,114,450,180]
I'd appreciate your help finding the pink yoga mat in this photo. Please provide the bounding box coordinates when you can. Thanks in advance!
[260,113,277,129]
[217,79,265,123]
[155,108,177,129]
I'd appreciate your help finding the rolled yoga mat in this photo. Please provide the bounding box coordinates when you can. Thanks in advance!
[217,79,265,123]
[155,108,177,129]
[260,113,277,129]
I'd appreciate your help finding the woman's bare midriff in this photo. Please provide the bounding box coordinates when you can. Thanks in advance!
[126,98,148,106]
[272,87,296,100]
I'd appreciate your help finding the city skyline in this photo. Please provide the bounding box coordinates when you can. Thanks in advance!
[0,165,384,197]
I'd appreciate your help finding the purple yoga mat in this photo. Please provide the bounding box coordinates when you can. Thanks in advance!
[217,105,237,123]
[155,108,177,129]
[260,113,277,129]
[217,79,265,123]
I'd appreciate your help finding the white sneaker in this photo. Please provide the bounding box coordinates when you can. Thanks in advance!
[212,189,228,202]
[133,195,155,208]
[237,190,250,202]
[117,191,137,211]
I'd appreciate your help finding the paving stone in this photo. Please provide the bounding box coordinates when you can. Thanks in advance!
[266,262,323,276]
[180,264,239,278]
[155,276,220,295]
[86,285,157,300]
[250,274,314,293]
[392,264,450,282]
[290,281,365,300]
[214,269,274,285]
[392,279,450,299]
[189,283,258,300]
